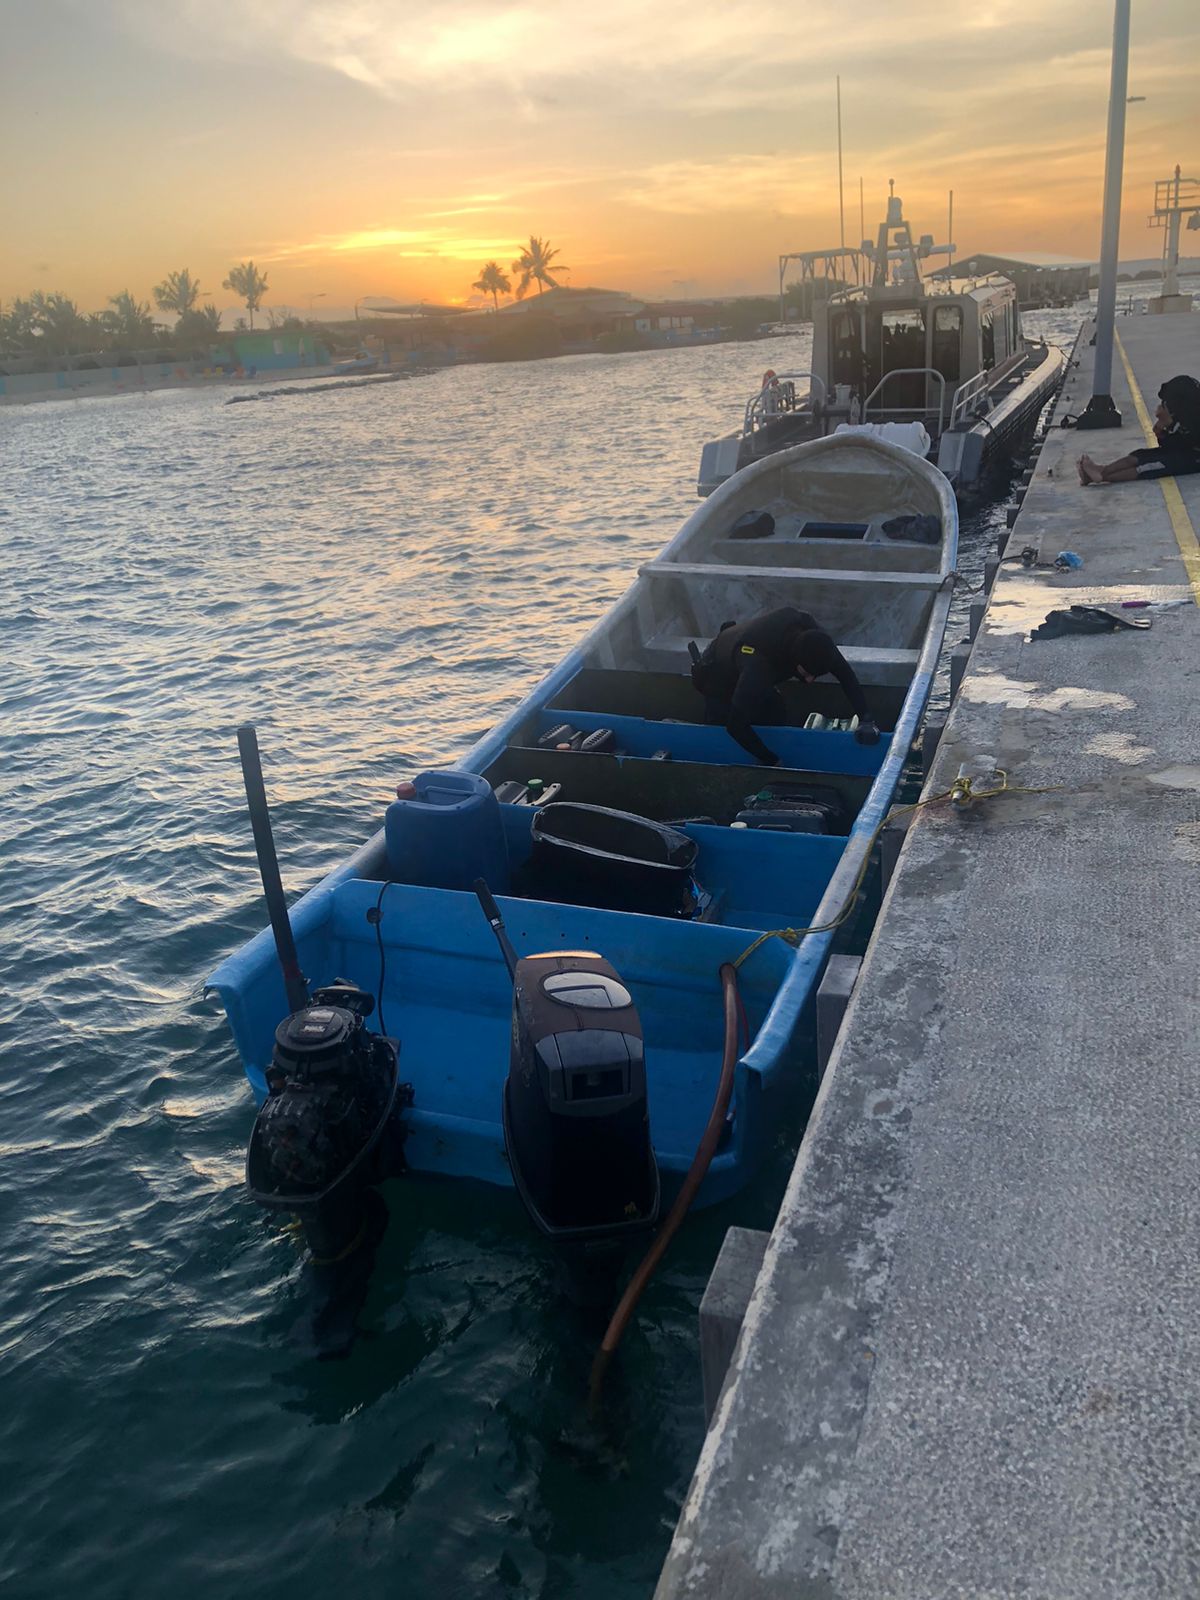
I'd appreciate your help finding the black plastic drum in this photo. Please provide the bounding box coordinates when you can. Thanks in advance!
[528,802,699,916]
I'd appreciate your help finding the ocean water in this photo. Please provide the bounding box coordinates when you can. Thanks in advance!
[0,320,1075,1599]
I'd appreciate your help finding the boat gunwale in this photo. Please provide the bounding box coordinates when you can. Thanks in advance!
[681,435,958,1079]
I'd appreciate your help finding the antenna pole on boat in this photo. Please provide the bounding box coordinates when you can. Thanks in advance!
[236,724,309,1015]
[947,190,954,275]
[1077,0,1130,430]
[836,76,846,251]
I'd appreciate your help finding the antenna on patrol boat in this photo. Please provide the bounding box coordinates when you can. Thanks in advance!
[948,190,954,275]
[836,76,845,251]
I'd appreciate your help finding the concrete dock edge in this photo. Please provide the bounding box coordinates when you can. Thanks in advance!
[657,310,1200,1599]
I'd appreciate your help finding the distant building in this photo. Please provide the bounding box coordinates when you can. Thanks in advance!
[229,329,327,371]
[616,299,725,344]
[496,286,644,322]
[633,302,697,334]
[929,252,1092,307]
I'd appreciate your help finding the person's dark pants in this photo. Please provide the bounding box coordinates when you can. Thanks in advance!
[1132,444,1200,480]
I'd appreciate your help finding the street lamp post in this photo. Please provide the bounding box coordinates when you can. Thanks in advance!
[308,293,326,312]
[1078,0,1131,430]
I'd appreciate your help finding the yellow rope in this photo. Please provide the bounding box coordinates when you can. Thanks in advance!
[732,776,1064,969]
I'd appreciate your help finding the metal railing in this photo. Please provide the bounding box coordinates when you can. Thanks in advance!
[862,368,946,426]
[743,371,826,436]
[948,370,991,428]
[947,351,1028,427]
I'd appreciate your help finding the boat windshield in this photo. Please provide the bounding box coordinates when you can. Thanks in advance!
[867,305,926,407]
[830,308,865,390]
[931,304,961,385]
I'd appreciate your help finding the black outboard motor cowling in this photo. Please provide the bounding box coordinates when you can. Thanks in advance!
[505,951,659,1245]
[246,983,408,1356]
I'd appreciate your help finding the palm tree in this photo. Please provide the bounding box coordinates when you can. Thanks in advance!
[222,261,269,328]
[511,236,567,300]
[0,297,37,355]
[174,303,223,355]
[472,261,511,311]
[153,269,202,320]
[28,291,88,358]
[104,290,157,348]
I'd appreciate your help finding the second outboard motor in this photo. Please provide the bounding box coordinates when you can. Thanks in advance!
[247,982,408,1358]
[474,882,659,1279]
[235,725,413,1358]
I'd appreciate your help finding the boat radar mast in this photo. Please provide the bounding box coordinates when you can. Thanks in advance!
[776,184,956,320]
[862,182,956,290]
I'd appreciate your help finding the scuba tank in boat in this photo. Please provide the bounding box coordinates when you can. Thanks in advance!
[236,726,411,1359]
[473,880,660,1261]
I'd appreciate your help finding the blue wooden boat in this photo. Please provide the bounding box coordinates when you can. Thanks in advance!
[208,433,957,1211]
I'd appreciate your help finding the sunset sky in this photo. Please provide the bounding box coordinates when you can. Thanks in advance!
[3,0,1198,318]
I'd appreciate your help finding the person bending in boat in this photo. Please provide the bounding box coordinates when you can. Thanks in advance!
[690,606,879,766]
[1078,374,1200,486]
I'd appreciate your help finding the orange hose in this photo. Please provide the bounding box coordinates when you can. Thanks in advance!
[589,962,741,1404]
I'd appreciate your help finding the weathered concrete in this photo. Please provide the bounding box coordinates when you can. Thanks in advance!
[658,310,1200,1600]
[878,805,914,896]
[920,719,944,782]
[700,1227,771,1425]
[815,955,863,1078]
[948,639,972,700]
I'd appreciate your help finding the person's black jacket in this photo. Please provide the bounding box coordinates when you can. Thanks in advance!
[694,606,871,763]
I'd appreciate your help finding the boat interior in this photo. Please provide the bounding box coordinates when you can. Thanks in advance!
[211,437,953,1184]
[295,439,947,948]
[238,872,795,1185]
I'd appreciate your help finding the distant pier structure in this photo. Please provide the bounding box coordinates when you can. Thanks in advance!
[1148,165,1200,314]
[928,251,1092,308]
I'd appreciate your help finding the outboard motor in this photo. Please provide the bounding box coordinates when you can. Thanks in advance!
[235,726,411,1358]
[474,881,659,1296]
[247,991,408,1358]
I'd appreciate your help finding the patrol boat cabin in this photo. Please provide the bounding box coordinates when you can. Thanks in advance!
[699,188,1063,496]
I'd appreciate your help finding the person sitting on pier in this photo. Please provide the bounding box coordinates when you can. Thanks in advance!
[689,605,879,766]
[1078,374,1200,486]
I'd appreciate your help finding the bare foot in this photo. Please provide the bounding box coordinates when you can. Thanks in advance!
[1077,455,1090,485]
[1078,456,1105,486]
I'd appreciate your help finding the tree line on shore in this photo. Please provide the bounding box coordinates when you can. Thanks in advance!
[0,261,273,360]
[467,234,845,326]
[3,222,853,372]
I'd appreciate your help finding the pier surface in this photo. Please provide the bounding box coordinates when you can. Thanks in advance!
[657,311,1200,1599]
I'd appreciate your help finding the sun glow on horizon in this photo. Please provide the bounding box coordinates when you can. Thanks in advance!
[2,0,1197,313]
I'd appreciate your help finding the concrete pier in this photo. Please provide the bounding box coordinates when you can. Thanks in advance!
[657,311,1200,1599]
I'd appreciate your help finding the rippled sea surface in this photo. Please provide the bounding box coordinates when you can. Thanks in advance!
[0,319,1075,1599]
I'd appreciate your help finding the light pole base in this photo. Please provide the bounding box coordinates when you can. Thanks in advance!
[1075,394,1123,430]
